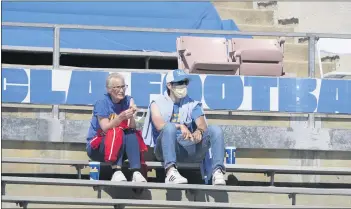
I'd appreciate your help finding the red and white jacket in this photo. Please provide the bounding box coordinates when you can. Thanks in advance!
[89,119,148,175]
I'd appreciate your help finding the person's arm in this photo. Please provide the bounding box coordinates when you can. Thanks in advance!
[192,103,207,132]
[150,102,167,131]
[94,100,130,132]
[194,116,207,132]
[150,102,190,138]
[191,103,207,142]
[98,116,124,132]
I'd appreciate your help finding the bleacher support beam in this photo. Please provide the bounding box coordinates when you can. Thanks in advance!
[289,193,297,206]
[72,164,85,179]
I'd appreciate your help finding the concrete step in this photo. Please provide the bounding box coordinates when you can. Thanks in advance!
[237,24,295,43]
[215,7,274,25]
[284,60,336,78]
[284,43,308,61]
[3,184,193,208]
[212,1,253,9]
[3,184,351,208]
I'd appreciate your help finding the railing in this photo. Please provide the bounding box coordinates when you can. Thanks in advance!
[4,21,351,75]
[2,21,351,128]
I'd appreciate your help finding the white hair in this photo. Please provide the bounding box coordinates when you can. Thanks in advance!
[106,73,125,88]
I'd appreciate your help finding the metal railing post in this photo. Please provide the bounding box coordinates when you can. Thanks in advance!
[308,35,317,78]
[53,26,60,69]
[307,35,317,128]
[52,105,59,119]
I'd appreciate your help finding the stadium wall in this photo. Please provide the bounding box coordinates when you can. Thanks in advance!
[2,67,351,186]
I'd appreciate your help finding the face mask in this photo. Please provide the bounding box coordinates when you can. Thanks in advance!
[172,85,188,98]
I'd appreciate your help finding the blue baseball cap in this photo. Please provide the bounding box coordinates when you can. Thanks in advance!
[165,69,190,83]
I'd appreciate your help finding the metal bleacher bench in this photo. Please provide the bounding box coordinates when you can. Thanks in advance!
[3,196,346,209]
[3,157,351,186]
[2,176,351,208]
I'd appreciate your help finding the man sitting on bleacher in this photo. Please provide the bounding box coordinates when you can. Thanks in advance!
[142,69,226,185]
[86,73,147,183]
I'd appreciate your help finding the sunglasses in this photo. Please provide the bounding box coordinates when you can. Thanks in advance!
[171,79,189,86]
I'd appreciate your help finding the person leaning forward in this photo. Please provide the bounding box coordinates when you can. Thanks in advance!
[86,73,148,183]
[142,69,226,185]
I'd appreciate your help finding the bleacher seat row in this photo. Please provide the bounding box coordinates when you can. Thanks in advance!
[2,176,351,208]
[5,195,344,209]
[3,157,351,208]
[177,36,285,76]
[4,157,351,186]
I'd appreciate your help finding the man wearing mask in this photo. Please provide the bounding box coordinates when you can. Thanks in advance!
[142,69,226,185]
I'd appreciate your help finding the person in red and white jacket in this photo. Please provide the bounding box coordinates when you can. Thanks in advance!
[86,73,147,183]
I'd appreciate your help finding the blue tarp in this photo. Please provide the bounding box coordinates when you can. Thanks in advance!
[2,2,250,52]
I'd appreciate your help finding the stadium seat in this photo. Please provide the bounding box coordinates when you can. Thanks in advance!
[229,38,285,76]
[176,36,240,75]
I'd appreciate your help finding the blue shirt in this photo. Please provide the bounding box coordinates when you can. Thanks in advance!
[86,94,132,141]
[151,102,204,143]
[171,103,181,124]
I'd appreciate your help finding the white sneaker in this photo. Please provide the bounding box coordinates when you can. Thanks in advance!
[111,170,127,182]
[165,168,188,184]
[212,169,226,185]
[132,171,147,183]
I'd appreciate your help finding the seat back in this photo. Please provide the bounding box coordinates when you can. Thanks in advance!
[230,38,284,76]
[176,36,229,70]
[231,38,283,62]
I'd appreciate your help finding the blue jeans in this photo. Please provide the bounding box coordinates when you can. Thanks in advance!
[86,132,141,169]
[154,123,225,174]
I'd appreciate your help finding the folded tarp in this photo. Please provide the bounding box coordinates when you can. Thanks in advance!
[2,2,251,52]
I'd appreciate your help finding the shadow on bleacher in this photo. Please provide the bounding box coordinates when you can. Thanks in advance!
[3,172,351,189]
[4,140,351,161]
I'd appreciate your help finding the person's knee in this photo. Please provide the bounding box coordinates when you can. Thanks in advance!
[162,123,177,136]
[86,145,102,162]
[86,148,93,159]
[124,132,138,145]
[157,123,177,154]
[207,125,224,142]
